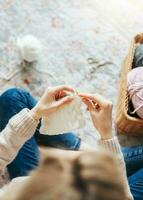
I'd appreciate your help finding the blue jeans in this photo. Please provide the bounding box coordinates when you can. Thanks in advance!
[0,88,143,200]
[123,146,143,200]
[0,88,81,179]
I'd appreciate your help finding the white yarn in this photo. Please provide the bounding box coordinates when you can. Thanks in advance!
[40,96,85,135]
[17,35,42,63]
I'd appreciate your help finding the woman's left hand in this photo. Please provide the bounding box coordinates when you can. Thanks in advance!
[29,85,75,120]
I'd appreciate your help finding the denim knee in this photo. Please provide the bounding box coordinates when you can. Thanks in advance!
[36,132,81,150]
[128,168,143,200]
[0,88,28,105]
[0,88,37,131]
[0,88,36,110]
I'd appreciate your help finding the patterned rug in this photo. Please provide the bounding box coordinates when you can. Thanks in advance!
[1,0,143,186]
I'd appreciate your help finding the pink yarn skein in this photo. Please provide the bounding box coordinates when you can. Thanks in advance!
[127,67,143,119]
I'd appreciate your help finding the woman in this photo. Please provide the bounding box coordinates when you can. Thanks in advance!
[0,86,81,179]
[0,85,133,199]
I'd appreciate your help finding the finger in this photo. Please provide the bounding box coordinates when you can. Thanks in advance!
[78,93,96,102]
[82,98,94,112]
[54,85,76,94]
[94,103,100,110]
[59,91,67,97]
[59,90,74,97]
[78,93,108,107]
[56,90,74,100]
[55,91,67,100]
[55,96,74,107]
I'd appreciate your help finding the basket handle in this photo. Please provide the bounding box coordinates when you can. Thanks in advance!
[135,33,143,44]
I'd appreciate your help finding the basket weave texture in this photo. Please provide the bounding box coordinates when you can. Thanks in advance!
[116,33,143,135]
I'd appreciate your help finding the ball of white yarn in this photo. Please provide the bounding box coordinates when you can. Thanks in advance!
[17,35,42,63]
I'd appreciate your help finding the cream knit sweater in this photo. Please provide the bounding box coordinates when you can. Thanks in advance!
[0,109,133,200]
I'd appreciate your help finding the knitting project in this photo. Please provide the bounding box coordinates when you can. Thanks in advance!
[127,66,143,118]
[40,96,85,135]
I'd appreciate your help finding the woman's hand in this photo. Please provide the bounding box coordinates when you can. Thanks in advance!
[30,85,75,120]
[78,93,113,140]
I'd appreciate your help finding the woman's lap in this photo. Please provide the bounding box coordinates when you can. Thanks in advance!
[128,168,143,200]
[1,87,143,200]
[0,88,40,179]
[0,88,80,179]
[122,145,143,177]
[0,88,143,199]
[122,145,143,200]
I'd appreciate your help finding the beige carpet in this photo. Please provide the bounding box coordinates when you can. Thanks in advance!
[0,0,143,144]
[1,0,143,186]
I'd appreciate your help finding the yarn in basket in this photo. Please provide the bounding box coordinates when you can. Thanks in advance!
[127,66,143,119]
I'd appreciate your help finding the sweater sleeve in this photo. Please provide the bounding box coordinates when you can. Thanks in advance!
[0,108,39,173]
[97,136,133,200]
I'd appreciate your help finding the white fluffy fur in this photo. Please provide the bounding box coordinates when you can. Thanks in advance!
[17,35,42,63]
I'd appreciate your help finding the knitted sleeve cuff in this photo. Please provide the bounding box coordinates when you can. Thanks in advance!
[9,108,39,138]
[97,136,122,156]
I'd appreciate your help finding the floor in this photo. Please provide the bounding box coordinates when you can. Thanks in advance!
[1,0,143,186]
[1,1,143,97]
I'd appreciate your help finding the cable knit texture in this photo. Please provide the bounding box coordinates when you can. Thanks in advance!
[0,108,38,171]
[97,136,122,155]
[97,136,133,200]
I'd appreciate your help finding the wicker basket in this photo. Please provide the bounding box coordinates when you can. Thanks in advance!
[115,33,143,136]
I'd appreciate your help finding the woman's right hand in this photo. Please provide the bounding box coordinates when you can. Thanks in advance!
[78,93,113,140]
[29,85,75,120]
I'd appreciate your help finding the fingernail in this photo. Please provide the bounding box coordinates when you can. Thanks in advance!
[95,104,100,109]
